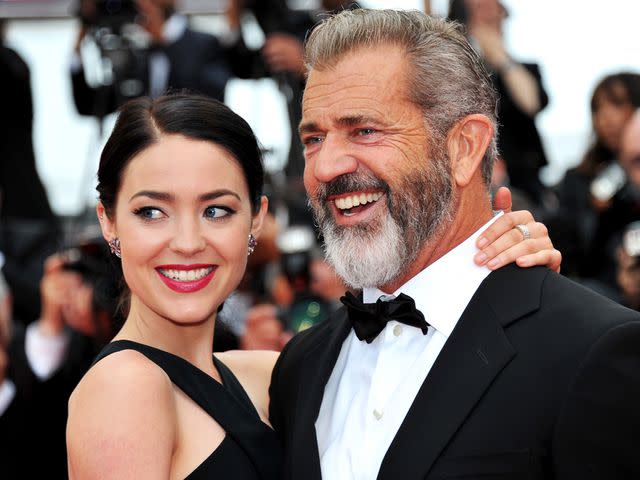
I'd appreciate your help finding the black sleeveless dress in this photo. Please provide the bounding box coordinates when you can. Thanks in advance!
[92,340,282,479]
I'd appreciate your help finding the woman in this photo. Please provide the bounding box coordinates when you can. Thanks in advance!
[66,93,559,479]
[555,72,640,278]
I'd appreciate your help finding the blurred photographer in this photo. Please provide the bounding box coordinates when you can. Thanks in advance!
[617,222,640,310]
[1,19,61,326]
[552,73,640,278]
[448,0,551,208]
[0,237,120,477]
[584,109,640,298]
[241,225,346,351]
[71,0,231,118]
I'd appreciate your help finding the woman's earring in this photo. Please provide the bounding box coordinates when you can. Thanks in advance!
[248,234,258,256]
[108,238,122,258]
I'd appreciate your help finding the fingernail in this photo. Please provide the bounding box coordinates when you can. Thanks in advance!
[477,237,488,248]
[488,258,500,269]
[475,252,487,264]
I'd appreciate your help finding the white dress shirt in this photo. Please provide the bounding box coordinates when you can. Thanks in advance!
[25,322,71,381]
[315,213,502,480]
[0,379,16,416]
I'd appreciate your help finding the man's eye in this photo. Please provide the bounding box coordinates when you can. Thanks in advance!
[133,207,164,220]
[204,206,233,219]
[303,135,324,145]
[358,128,376,136]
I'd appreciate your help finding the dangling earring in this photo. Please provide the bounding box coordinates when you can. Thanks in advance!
[108,238,122,258]
[247,234,257,256]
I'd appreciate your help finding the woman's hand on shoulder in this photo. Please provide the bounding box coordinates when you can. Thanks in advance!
[67,349,176,479]
[216,349,279,424]
[475,187,562,272]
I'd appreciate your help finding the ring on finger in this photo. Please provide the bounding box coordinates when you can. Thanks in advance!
[515,223,530,241]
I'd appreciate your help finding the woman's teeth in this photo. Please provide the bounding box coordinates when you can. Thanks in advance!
[334,192,382,210]
[159,267,213,282]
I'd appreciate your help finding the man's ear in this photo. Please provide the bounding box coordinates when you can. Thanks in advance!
[250,196,269,239]
[447,114,493,187]
[96,201,117,242]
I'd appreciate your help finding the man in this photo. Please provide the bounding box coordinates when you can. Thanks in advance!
[71,0,230,117]
[269,9,640,479]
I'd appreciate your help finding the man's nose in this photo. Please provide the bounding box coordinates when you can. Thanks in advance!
[311,134,358,183]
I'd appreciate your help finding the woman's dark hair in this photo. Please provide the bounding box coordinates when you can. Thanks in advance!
[578,72,640,176]
[97,93,264,217]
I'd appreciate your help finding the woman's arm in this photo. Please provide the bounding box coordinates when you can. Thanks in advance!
[67,351,176,479]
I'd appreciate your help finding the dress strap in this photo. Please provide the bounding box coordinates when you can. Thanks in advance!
[213,355,261,420]
[93,340,281,480]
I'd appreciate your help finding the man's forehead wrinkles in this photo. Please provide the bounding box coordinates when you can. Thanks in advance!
[305,83,381,104]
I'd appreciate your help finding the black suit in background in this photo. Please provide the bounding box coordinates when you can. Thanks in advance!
[495,62,550,207]
[71,25,231,117]
[0,44,60,325]
[0,45,54,220]
[1,323,102,478]
[269,264,640,479]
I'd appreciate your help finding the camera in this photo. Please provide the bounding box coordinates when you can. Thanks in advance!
[623,221,640,259]
[590,162,627,203]
[77,0,138,32]
[75,0,148,112]
[275,225,332,333]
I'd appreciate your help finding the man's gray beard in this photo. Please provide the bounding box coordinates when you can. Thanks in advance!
[312,149,455,290]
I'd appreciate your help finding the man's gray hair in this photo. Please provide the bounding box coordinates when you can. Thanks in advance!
[304,8,498,186]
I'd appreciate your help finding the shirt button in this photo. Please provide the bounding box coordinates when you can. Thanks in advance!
[393,324,403,337]
[373,409,383,420]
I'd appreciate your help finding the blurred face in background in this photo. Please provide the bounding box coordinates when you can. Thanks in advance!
[592,83,636,154]
[0,272,11,382]
[619,113,640,187]
[465,0,507,29]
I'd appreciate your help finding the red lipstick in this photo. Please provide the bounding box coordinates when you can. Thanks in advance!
[156,264,216,293]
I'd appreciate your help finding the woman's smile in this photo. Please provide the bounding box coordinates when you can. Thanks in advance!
[155,264,217,293]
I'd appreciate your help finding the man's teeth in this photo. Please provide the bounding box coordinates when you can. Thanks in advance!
[334,192,382,210]
[159,267,214,282]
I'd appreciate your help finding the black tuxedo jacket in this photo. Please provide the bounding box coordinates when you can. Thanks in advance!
[269,265,640,479]
[71,27,231,116]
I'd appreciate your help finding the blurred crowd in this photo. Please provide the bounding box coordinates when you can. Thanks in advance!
[0,0,639,477]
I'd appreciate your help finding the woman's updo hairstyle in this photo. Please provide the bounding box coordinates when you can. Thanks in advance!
[97,93,264,216]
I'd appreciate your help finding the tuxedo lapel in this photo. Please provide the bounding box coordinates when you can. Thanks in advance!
[290,310,352,480]
[378,265,545,479]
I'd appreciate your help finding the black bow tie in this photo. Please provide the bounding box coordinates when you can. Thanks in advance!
[340,291,429,344]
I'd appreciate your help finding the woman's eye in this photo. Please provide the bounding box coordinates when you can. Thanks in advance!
[134,207,164,220]
[204,206,232,219]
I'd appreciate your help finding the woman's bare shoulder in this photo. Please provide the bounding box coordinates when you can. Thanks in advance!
[67,349,177,478]
[216,349,279,378]
[215,350,279,421]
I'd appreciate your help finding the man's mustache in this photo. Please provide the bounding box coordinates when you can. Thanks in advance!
[316,174,389,204]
